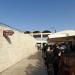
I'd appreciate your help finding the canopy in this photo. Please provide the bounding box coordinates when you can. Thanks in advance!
[48,30,75,42]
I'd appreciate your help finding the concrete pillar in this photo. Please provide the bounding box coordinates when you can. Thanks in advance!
[41,32,43,48]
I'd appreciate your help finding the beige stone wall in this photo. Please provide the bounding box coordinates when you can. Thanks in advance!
[0,27,3,48]
[0,26,37,72]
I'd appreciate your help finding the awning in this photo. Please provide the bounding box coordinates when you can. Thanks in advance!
[48,30,75,42]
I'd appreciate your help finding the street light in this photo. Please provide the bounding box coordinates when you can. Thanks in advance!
[50,26,56,33]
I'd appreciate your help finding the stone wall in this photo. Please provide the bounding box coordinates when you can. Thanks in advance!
[0,25,37,72]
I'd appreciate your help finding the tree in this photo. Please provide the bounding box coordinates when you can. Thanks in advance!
[33,31,40,33]
[42,30,51,33]
[24,31,31,34]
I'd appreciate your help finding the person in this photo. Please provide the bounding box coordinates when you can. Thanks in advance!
[52,44,61,75]
[60,43,67,53]
[37,44,41,51]
[45,45,54,75]
[42,43,47,59]
[67,41,72,52]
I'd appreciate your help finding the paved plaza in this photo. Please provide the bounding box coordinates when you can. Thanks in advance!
[0,51,47,75]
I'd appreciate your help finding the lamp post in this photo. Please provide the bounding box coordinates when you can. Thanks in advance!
[50,26,56,33]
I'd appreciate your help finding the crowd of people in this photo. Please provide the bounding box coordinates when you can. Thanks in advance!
[42,42,73,75]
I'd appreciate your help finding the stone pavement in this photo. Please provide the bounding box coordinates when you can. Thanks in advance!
[0,51,47,75]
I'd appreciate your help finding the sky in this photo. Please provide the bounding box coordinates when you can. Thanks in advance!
[0,0,75,32]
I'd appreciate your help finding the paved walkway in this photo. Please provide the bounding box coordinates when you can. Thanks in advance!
[0,51,47,75]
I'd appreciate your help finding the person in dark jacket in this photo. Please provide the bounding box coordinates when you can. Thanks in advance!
[52,44,60,75]
[45,45,54,75]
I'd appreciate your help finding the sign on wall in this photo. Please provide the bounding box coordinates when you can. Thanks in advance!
[3,30,14,36]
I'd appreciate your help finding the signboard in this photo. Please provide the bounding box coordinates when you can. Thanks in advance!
[3,30,14,36]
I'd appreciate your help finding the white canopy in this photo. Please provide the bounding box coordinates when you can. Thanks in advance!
[48,30,75,39]
[48,30,75,42]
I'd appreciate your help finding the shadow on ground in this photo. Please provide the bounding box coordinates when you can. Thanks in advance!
[0,51,47,75]
[25,51,47,75]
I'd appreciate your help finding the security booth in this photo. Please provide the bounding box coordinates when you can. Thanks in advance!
[47,30,75,75]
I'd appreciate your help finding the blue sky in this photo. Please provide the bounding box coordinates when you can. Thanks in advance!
[0,0,75,32]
